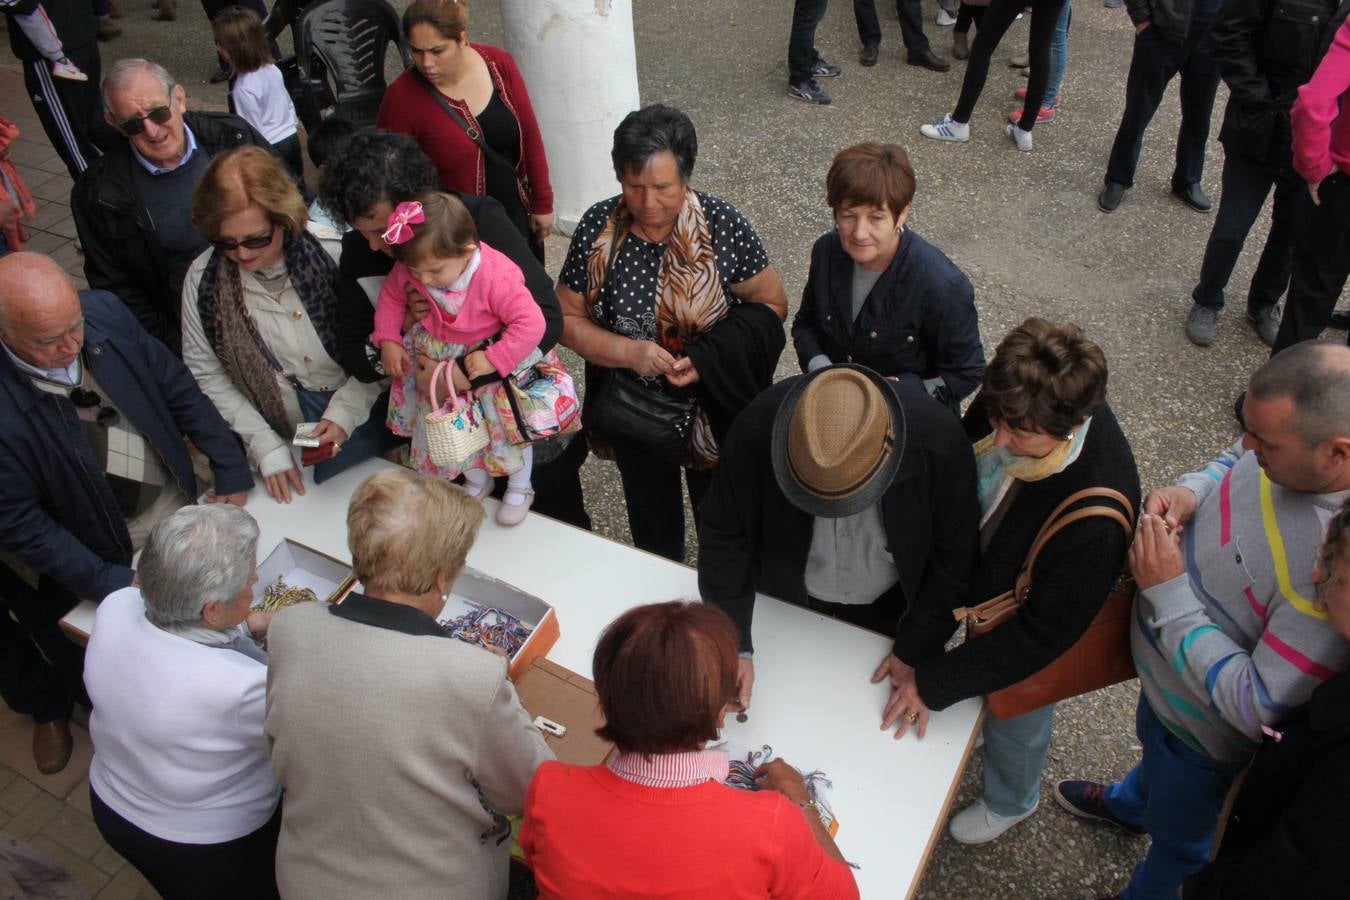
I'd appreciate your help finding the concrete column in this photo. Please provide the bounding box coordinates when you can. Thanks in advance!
[499,0,640,233]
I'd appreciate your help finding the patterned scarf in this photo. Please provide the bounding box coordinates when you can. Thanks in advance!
[0,117,36,250]
[583,189,730,468]
[195,229,340,440]
[973,417,1094,526]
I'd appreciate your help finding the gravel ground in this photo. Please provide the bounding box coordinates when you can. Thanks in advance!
[78,1,1346,896]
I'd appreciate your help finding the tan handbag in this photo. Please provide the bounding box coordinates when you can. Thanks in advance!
[952,487,1138,720]
[425,361,490,468]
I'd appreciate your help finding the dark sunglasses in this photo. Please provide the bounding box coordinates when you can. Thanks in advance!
[70,387,120,428]
[210,225,277,252]
[115,105,173,136]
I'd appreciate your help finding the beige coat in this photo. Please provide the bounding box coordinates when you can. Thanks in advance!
[265,600,553,900]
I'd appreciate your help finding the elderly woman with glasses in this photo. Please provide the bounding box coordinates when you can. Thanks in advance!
[84,504,281,900]
[182,145,387,503]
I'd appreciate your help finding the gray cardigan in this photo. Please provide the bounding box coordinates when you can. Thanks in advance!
[265,595,553,899]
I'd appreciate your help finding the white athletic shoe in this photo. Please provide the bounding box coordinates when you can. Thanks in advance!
[1006,122,1034,152]
[51,57,89,82]
[936,8,958,25]
[948,798,1039,845]
[920,114,970,143]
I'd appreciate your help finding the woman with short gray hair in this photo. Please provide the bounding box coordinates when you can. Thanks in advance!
[84,504,282,900]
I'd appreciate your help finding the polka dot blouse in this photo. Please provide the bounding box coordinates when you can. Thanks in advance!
[559,192,771,343]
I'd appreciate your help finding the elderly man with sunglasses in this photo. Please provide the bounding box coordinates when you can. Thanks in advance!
[0,251,251,776]
[71,57,273,356]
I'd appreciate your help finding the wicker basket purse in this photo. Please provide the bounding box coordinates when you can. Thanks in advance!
[425,361,490,468]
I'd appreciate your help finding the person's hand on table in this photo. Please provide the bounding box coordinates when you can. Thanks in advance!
[1143,485,1197,533]
[736,656,755,712]
[1129,513,1186,589]
[265,464,306,504]
[872,653,930,740]
[626,339,676,377]
[246,609,276,639]
[203,489,248,507]
[753,758,811,803]
[665,356,701,388]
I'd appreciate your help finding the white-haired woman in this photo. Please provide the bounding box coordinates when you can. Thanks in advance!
[84,505,281,900]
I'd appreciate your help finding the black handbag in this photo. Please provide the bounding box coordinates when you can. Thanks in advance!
[583,368,696,463]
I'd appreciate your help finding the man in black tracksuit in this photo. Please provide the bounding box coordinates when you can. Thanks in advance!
[1182,0,1350,347]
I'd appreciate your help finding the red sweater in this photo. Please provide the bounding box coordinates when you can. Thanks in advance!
[520,762,860,900]
[377,44,553,215]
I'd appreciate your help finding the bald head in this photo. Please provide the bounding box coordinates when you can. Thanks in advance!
[1249,341,1350,446]
[0,252,85,370]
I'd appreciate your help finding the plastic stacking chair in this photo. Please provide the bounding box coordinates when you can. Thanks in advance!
[283,0,410,132]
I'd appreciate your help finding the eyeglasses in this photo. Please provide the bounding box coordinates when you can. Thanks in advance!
[70,387,120,428]
[115,105,174,136]
[210,226,277,252]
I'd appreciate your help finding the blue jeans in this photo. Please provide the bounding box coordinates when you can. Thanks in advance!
[981,704,1055,816]
[1104,696,1243,900]
[1044,0,1071,107]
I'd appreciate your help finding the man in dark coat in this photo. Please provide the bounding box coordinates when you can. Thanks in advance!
[0,252,252,775]
[698,364,979,727]
[1182,0,1350,347]
[71,58,273,355]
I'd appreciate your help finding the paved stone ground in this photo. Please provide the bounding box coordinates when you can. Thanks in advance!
[1,1,1344,897]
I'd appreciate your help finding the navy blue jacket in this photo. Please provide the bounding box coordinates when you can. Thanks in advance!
[0,290,252,602]
[791,229,984,407]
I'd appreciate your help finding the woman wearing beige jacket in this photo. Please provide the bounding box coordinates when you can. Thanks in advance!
[182,146,386,503]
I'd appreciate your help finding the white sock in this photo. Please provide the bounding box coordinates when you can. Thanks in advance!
[462,467,491,498]
[504,447,533,506]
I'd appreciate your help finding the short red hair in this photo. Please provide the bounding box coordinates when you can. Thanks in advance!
[593,602,740,755]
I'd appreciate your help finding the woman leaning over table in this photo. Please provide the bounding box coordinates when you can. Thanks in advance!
[378,0,552,259]
[265,469,552,900]
[182,146,387,504]
[791,142,984,411]
[556,103,788,562]
[876,318,1141,845]
[85,505,280,900]
[522,600,859,899]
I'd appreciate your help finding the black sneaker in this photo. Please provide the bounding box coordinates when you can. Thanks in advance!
[1098,181,1125,213]
[1245,305,1280,346]
[1173,182,1213,212]
[788,79,832,105]
[1053,780,1147,836]
[812,58,842,78]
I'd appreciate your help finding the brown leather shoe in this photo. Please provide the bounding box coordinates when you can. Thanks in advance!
[32,717,73,775]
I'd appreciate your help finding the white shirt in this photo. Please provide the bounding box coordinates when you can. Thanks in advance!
[803,503,900,605]
[86,588,281,843]
[231,65,299,145]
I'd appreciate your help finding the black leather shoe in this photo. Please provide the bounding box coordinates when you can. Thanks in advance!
[906,49,951,72]
[1097,182,1125,213]
[209,67,231,84]
[1173,182,1213,212]
[860,43,879,66]
[1329,307,1350,330]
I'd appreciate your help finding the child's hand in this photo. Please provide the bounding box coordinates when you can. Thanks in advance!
[381,341,410,379]
[464,350,494,380]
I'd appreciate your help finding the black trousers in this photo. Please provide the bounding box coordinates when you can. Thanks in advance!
[953,0,1066,131]
[1104,23,1221,190]
[1272,172,1350,353]
[610,440,712,563]
[21,40,109,178]
[1192,151,1306,314]
[854,0,932,54]
[91,789,282,900]
[0,561,83,724]
[954,3,986,34]
[806,593,902,637]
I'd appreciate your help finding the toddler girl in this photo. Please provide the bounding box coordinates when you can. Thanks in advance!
[372,191,545,526]
[212,7,305,188]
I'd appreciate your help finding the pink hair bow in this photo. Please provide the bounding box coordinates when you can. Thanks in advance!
[383,200,425,245]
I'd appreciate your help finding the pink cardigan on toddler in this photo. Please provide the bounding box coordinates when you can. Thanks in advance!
[371,242,545,376]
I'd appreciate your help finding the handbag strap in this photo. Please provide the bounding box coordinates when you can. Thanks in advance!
[411,68,523,184]
[1011,487,1136,604]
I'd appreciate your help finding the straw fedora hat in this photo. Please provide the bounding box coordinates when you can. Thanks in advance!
[770,364,906,518]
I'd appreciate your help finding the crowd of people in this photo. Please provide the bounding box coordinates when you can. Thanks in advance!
[0,0,1349,897]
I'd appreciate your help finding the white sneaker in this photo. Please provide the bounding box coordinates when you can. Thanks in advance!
[920,115,970,143]
[51,58,89,82]
[936,8,958,25]
[948,798,1038,845]
[1006,122,1034,152]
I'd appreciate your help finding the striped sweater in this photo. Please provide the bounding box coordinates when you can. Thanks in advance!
[1132,442,1350,763]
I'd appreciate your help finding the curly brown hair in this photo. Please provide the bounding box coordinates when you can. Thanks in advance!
[981,318,1108,438]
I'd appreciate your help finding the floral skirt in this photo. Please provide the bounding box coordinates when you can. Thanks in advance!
[386,325,524,479]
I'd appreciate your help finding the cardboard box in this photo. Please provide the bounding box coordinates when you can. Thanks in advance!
[437,568,559,682]
[253,539,356,607]
[513,658,615,766]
